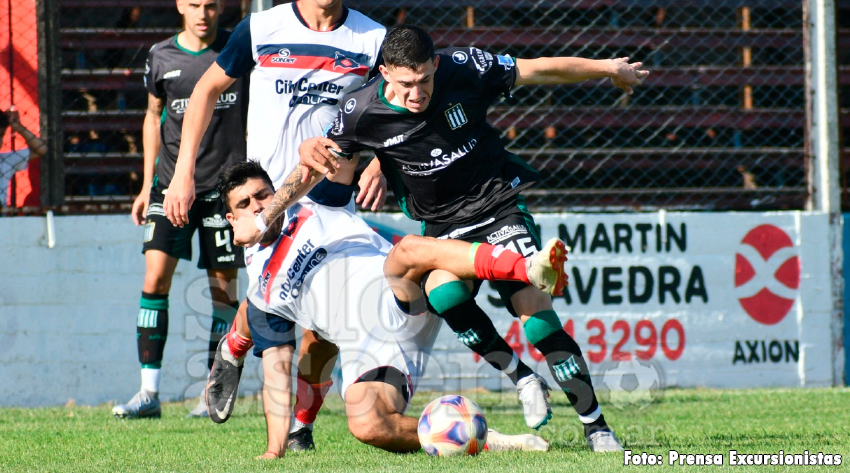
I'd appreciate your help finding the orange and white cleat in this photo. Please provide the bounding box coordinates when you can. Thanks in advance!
[526,238,569,296]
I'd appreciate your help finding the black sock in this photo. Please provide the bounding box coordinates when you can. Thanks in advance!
[137,292,169,366]
[207,301,238,370]
[583,414,610,436]
[438,298,534,385]
[532,329,600,418]
[207,315,232,370]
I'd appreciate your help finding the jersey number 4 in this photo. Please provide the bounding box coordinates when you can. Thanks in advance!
[215,230,233,253]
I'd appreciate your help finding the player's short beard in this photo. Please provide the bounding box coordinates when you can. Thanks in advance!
[260,217,284,246]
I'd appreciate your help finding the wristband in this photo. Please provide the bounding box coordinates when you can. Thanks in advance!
[255,213,268,234]
[328,147,353,160]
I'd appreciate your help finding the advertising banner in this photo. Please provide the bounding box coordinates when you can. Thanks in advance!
[363,211,835,392]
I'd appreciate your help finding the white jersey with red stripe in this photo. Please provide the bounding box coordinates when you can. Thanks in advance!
[216,3,385,188]
[244,200,441,400]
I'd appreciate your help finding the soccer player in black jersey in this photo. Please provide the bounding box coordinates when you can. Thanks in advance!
[236,24,649,451]
[113,0,249,420]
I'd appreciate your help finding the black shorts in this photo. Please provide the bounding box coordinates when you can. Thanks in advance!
[424,196,542,316]
[354,366,411,406]
[246,299,296,358]
[142,185,244,270]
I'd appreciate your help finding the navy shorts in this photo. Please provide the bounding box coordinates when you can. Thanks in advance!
[246,299,296,358]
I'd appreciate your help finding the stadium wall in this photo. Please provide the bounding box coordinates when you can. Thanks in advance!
[0,211,840,408]
[0,215,265,408]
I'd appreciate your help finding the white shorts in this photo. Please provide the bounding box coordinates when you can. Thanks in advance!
[245,200,442,405]
[315,253,442,403]
[259,251,442,404]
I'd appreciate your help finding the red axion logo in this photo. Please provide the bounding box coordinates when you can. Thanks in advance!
[734,224,800,325]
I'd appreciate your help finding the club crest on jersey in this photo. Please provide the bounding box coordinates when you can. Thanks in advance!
[271,48,296,64]
[445,103,468,130]
[452,51,468,64]
[334,51,361,70]
[282,204,303,237]
[344,98,357,114]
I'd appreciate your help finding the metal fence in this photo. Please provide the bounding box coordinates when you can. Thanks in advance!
[1,0,44,209]
[0,0,841,214]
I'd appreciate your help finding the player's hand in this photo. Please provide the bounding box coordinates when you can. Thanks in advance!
[233,214,263,247]
[130,191,150,226]
[356,158,387,211]
[299,137,342,182]
[163,174,195,227]
[609,57,649,95]
[255,451,280,460]
[5,108,20,128]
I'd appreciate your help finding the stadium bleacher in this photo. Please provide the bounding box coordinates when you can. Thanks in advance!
[56,0,848,210]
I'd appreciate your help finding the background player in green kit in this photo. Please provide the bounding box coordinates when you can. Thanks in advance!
[114,0,249,419]
[236,24,649,451]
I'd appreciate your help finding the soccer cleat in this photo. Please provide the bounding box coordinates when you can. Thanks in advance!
[526,238,569,296]
[484,429,549,452]
[516,373,553,430]
[186,395,210,418]
[206,337,244,424]
[587,430,624,452]
[287,427,316,452]
[112,390,161,419]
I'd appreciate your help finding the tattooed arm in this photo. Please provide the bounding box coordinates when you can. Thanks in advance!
[231,141,358,247]
[231,165,323,247]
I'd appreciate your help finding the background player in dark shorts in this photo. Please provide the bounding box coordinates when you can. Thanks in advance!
[114,0,248,420]
[287,25,649,451]
[143,184,242,268]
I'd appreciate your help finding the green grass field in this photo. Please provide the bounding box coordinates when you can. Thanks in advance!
[1,388,848,473]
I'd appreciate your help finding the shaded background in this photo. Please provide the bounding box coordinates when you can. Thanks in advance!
[4,0,846,213]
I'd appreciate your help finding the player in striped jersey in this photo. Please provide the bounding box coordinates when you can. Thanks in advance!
[214,159,566,457]
[254,25,649,452]
[167,0,387,450]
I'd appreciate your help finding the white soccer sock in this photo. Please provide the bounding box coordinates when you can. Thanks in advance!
[579,405,602,424]
[141,367,161,394]
[502,352,519,375]
[291,417,313,433]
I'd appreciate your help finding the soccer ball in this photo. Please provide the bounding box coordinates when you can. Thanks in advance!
[418,395,488,456]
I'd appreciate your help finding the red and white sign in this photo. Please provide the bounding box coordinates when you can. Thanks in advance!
[735,225,800,325]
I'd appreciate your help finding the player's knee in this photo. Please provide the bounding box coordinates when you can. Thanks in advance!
[142,273,172,295]
[390,235,425,268]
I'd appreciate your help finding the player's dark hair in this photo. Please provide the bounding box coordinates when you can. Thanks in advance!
[216,160,274,211]
[0,112,8,130]
[382,24,435,70]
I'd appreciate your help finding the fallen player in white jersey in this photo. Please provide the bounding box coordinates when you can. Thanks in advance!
[212,159,568,458]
